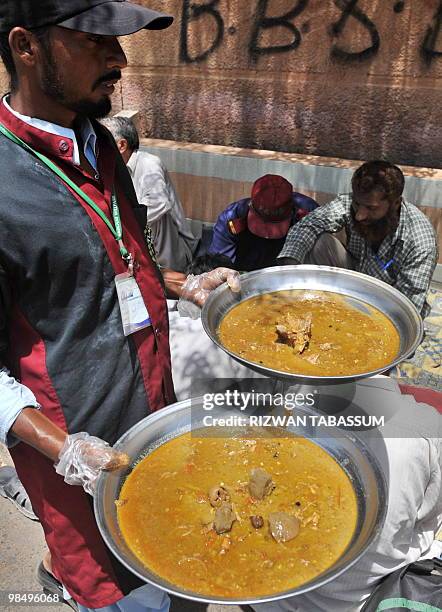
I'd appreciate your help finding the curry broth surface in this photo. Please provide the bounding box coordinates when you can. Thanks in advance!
[218,290,400,376]
[118,430,358,598]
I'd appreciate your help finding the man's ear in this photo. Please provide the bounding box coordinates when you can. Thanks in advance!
[117,138,128,154]
[8,27,38,70]
[392,196,402,212]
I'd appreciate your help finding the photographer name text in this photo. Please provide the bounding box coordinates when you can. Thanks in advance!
[203,414,385,428]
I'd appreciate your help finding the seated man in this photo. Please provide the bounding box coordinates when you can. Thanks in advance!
[209,174,318,271]
[102,116,199,272]
[279,160,438,318]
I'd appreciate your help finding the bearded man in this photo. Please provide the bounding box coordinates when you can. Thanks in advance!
[278,160,438,318]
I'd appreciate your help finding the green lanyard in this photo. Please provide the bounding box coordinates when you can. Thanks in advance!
[0,121,132,265]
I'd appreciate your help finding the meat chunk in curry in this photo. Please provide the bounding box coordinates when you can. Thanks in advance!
[218,290,400,377]
[268,512,300,543]
[248,467,275,500]
[209,485,230,507]
[276,312,312,354]
[250,515,264,529]
[214,502,236,534]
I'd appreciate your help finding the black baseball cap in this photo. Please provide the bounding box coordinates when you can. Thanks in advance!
[0,1,173,35]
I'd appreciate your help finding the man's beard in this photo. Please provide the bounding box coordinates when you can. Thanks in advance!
[353,207,399,244]
[39,48,113,119]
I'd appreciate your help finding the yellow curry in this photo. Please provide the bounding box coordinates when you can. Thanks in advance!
[118,430,358,598]
[218,290,400,376]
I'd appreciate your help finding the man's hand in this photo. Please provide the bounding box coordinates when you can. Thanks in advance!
[12,410,128,496]
[55,432,130,496]
[162,269,186,299]
[190,267,241,306]
[178,267,241,318]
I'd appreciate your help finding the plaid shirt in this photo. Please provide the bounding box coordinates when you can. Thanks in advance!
[279,195,438,318]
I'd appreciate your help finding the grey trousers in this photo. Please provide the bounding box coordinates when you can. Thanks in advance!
[304,233,356,270]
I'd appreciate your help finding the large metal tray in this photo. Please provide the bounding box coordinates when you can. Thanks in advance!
[202,265,423,384]
[94,397,387,606]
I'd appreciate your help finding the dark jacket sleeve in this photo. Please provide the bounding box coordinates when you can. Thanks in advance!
[208,199,250,262]
[293,192,319,214]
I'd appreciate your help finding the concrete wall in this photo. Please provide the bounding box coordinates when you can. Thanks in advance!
[0,2,439,261]
[113,0,442,169]
[139,138,442,266]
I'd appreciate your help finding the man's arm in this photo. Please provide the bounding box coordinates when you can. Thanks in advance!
[138,157,174,225]
[394,244,438,316]
[209,211,238,263]
[278,195,351,264]
[2,375,127,489]
[163,267,240,307]
[11,408,67,461]
[162,269,186,299]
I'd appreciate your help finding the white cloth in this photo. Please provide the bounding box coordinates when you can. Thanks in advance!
[0,367,40,447]
[127,151,198,272]
[167,309,442,612]
[167,300,264,399]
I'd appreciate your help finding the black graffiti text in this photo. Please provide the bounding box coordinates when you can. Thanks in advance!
[249,0,309,62]
[422,0,442,64]
[329,0,380,61]
[180,0,224,63]
[179,0,440,66]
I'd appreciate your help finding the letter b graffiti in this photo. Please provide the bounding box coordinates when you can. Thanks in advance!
[249,0,309,62]
[180,0,224,63]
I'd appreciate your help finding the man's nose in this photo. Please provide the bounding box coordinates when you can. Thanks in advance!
[355,207,368,222]
[106,37,128,71]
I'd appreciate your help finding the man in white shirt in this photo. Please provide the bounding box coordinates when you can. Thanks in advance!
[102,116,199,272]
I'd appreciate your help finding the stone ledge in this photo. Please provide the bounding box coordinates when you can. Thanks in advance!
[140,138,442,181]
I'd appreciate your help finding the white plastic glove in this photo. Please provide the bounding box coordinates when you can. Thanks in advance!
[177,267,241,319]
[55,432,130,496]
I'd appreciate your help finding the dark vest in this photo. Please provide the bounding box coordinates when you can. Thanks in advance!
[0,114,174,443]
[0,103,174,607]
[236,229,286,271]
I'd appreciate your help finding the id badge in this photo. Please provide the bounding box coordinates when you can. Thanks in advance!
[115,273,151,336]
